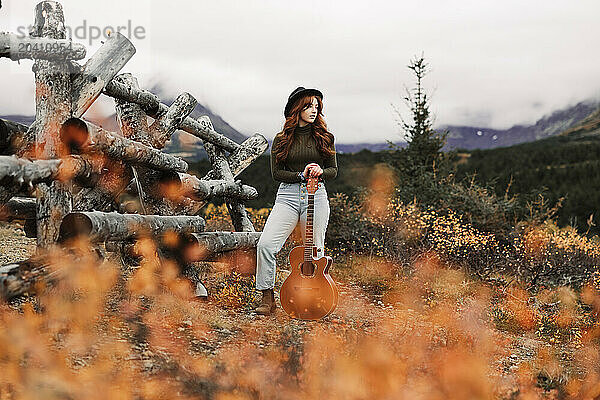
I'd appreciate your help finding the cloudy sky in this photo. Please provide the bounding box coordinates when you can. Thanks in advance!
[1,0,600,143]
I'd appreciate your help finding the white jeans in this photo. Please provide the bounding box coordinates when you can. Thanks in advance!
[255,181,330,290]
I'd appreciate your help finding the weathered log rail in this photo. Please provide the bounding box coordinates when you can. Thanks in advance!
[103,80,241,152]
[59,211,206,243]
[71,32,136,118]
[0,1,270,301]
[61,118,189,172]
[0,154,103,184]
[0,32,87,61]
[0,257,56,301]
[176,175,258,201]
[186,232,262,259]
[0,197,36,221]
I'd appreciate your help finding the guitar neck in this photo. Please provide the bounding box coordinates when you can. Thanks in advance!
[304,191,315,262]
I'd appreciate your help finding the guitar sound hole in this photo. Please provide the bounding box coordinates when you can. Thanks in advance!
[300,262,315,276]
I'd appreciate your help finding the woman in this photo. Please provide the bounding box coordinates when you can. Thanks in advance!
[254,86,338,315]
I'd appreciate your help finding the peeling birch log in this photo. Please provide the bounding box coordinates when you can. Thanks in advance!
[0,155,103,187]
[184,232,261,257]
[113,77,182,216]
[114,73,150,143]
[0,32,86,60]
[137,172,206,216]
[36,182,72,245]
[60,118,188,172]
[0,155,78,208]
[0,154,104,216]
[0,257,55,300]
[104,77,161,115]
[170,198,206,216]
[0,119,29,155]
[148,92,197,148]
[0,251,102,301]
[157,231,260,269]
[103,78,240,152]
[202,133,268,180]
[58,154,106,186]
[201,116,255,232]
[59,211,206,243]
[71,32,136,118]
[29,1,72,150]
[174,174,258,201]
[179,112,240,152]
[0,197,36,220]
[0,155,61,185]
[30,1,73,246]
[30,1,66,38]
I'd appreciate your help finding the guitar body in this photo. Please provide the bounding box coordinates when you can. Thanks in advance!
[280,245,339,320]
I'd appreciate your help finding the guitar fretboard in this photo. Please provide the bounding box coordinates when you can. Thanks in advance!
[304,182,315,262]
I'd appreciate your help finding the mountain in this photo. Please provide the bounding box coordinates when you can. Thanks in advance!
[559,106,600,139]
[0,85,248,161]
[335,142,402,154]
[440,100,600,150]
[455,110,600,235]
[4,92,600,157]
[336,99,600,153]
[0,115,35,126]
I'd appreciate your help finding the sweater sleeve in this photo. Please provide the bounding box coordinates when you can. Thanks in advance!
[321,139,338,181]
[270,134,302,183]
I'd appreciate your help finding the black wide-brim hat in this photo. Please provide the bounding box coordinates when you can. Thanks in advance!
[284,86,323,118]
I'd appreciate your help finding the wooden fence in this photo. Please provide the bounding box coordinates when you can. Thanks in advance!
[0,1,267,300]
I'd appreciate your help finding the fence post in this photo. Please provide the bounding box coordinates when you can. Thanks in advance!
[30,1,73,247]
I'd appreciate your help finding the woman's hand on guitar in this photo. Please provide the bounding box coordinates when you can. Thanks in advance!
[302,163,316,178]
[303,163,323,178]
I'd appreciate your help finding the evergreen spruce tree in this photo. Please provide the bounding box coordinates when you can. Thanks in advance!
[387,55,450,204]
[383,55,562,235]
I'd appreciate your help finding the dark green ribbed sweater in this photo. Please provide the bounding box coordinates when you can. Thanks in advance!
[270,124,338,183]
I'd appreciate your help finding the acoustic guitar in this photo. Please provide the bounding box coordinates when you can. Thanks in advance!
[279,177,339,320]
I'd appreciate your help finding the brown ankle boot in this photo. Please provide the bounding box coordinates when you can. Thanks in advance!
[255,289,276,315]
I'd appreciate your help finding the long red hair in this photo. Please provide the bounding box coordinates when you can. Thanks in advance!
[274,94,335,164]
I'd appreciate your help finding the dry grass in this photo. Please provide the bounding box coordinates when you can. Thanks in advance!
[1,205,600,399]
